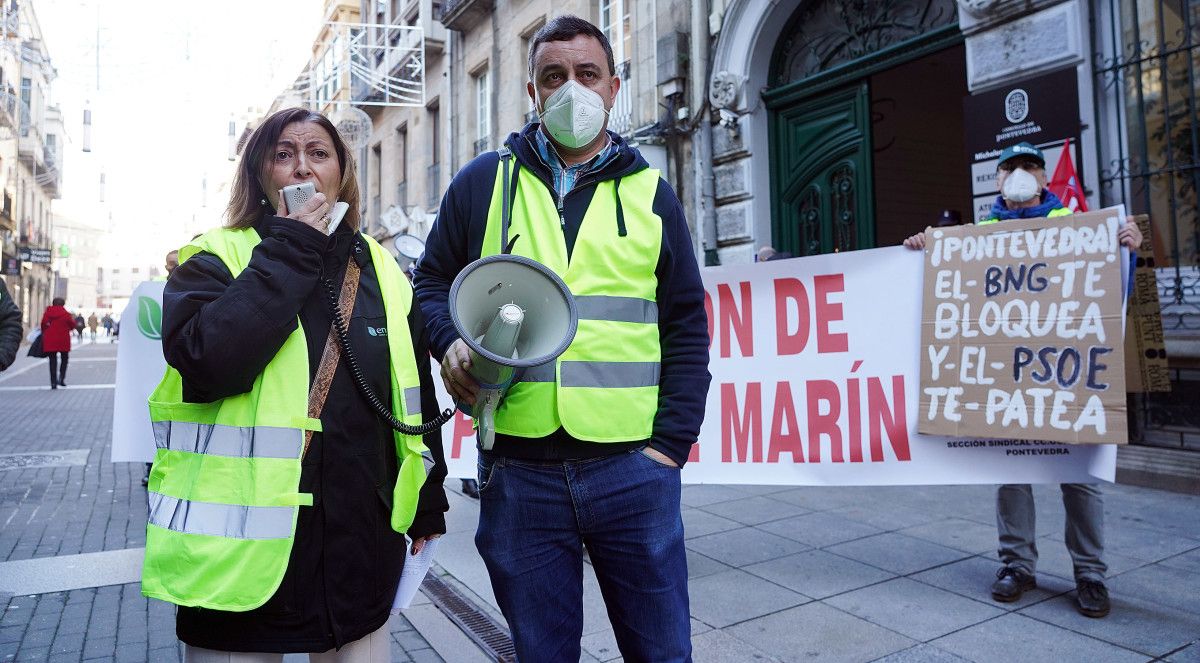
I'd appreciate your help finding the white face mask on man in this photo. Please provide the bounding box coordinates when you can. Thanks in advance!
[538,80,609,149]
[1001,167,1041,203]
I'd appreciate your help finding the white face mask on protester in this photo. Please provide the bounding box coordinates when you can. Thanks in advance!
[1001,166,1041,203]
[538,80,609,149]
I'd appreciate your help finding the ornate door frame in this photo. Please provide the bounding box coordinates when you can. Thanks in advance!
[764,2,963,256]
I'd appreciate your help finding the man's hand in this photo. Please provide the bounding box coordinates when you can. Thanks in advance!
[1119,216,1144,250]
[441,338,480,406]
[641,446,679,467]
[902,232,927,250]
[411,533,441,555]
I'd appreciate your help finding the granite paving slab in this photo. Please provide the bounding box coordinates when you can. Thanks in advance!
[726,602,916,663]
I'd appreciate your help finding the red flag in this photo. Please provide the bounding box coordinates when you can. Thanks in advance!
[1048,138,1088,212]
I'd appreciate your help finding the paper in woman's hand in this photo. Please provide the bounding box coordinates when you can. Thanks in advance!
[390,537,441,613]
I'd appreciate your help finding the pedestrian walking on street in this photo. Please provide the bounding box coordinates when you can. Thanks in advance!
[0,277,21,371]
[415,16,711,662]
[72,313,85,340]
[102,312,113,337]
[87,312,99,341]
[144,107,448,662]
[904,142,1143,619]
[40,297,74,388]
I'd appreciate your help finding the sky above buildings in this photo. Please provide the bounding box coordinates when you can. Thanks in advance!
[35,0,323,265]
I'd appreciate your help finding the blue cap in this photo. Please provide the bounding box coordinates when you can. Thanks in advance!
[997,142,1045,169]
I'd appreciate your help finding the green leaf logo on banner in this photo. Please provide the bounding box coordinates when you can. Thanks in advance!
[137,297,162,340]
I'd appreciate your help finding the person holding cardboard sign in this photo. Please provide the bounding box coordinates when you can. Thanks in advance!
[904,141,1142,619]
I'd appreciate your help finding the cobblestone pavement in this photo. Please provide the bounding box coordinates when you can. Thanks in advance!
[0,342,444,663]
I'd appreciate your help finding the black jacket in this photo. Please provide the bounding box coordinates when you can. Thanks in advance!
[0,278,20,370]
[413,124,711,467]
[161,216,448,653]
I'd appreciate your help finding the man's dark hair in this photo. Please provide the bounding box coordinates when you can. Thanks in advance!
[527,15,615,81]
[52,297,64,306]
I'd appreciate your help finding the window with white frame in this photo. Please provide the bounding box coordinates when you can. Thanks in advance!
[315,39,340,104]
[475,69,490,153]
[598,0,632,134]
[599,0,632,65]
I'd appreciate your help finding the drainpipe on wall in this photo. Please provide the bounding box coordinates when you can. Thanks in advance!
[447,29,458,175]
[691,0,719,266]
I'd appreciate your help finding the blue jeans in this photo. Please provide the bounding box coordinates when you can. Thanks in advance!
[475,447,691,663]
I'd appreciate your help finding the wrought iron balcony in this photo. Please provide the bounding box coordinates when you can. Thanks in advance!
[439,0,493,32]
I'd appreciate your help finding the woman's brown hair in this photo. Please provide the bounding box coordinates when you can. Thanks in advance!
[225,107,361,230]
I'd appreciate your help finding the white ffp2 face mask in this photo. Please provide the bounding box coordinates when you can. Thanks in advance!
[1001,167,1041,203]
[538,80,609,149]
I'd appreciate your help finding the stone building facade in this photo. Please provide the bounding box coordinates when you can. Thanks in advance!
[0,2,63,331]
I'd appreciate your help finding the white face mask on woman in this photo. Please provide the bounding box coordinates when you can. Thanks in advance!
[1001,167,1041,203]
[538,80,609,149]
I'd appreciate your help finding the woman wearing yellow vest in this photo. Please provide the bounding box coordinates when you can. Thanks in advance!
[143,108,448,662]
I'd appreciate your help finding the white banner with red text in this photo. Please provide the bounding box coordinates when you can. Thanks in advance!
[438,246,1117,485]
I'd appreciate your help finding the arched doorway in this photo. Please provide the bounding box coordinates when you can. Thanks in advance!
[767,0,967,256]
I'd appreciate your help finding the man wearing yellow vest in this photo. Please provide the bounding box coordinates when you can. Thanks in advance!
[145,108,447,660]
[905,142,1142,619]
[415,15,710,662]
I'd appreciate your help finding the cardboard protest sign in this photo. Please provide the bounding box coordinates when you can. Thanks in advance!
[918,209,1128,444]
[1123,215,1171,392]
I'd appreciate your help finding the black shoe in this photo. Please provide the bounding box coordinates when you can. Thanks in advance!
[50,383,57,390]
[991,566,1036,602]
[57,380,66,387]
[1075,579,1110,618]
[461,479,480,499]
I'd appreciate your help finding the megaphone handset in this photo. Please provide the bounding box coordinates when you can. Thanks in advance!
[322,259,457,437]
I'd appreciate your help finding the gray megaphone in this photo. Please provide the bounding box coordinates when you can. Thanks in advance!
[448,254,578,450]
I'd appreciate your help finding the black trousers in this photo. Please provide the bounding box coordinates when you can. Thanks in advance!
[48,351,68,385]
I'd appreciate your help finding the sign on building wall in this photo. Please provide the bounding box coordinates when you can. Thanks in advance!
[17,246,52,264]
[918,209,1129,444]
[963,67,1081,223]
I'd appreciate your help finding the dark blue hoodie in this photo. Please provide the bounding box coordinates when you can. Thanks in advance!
[413,124,711,467]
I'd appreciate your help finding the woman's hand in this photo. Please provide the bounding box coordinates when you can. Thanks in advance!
[411,533,441,555]
[902,232,927,250]
[1119,216,1144,250]
[276,188,332,234]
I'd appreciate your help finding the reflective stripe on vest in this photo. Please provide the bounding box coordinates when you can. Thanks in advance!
[404,386,422,416]
[142,229,428,612]
[152,421,302,459]
[148,492,293,540]
[560,361,661,388]
[480,154,662,441]
[979,206,1072,225]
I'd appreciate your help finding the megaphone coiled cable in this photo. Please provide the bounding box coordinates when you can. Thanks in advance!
[322,274,457,437]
